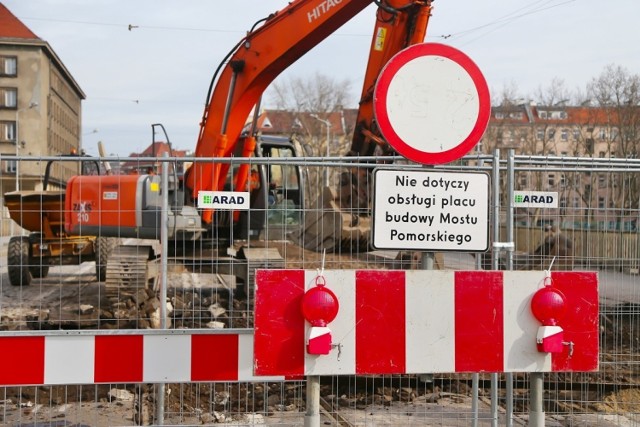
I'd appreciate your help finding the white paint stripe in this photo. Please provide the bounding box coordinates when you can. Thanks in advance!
[406,270,456,373]
[144,335,191,382]
[239,334,283,381]
[45,335,94,384]
[503,271,551,372]
[304,270,356,375]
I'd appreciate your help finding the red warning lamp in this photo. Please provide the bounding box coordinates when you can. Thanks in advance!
[301,279,339,355]
[531,282,567,353]
[302,286,339,327]
[531,285,567,326]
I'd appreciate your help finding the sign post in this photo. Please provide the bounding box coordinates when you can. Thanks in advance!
[372,42,494,424]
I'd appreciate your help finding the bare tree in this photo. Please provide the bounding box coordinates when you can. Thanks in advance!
[267,72,353,113]
[493,80,524,106]
[587,64,640,226]
[265,73,355,204]
[534,77,573,107]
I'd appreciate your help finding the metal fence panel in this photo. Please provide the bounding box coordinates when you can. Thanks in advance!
[0,154,637,426]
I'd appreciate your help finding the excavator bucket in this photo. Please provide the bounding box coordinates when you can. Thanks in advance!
[299,186,370,253]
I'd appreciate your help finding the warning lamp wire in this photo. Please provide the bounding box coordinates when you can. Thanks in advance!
[543,256,556,285]
[316,249,327,283]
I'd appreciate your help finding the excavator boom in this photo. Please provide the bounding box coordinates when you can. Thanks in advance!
[185,0,433,215]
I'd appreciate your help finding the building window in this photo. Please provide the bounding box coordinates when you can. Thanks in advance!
[548,174,555,187]
[536,129,544,140]
[518,130,528,143]
[548,128,556,139]
[573,128,580,140]
[611,128,619,141]
[585,184,592,198]
[586,138,594,154]
[560,174,566,187]
[4,156,16,173]
[599,129,607,140]
[0,121,16,142]
[598,196,605,209]
[0,88,17,109]
[599,151,606,158]
[495,112,505,119]
[504,130,514,144]
[0,56,17,77]
[518,174,528,188]
[572,196,580,208]
[598,174,606,188]
[561,129,569,141]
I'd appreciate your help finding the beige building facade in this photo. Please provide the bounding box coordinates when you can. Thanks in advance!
[482,102,638,231]
[0,3,85,194]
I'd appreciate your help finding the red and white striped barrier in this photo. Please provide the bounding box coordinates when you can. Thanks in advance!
[254,270,599,376]
[0,331,283,386]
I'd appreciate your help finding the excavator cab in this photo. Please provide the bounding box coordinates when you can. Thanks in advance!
[214,135,304,241]
[259,136,304,239]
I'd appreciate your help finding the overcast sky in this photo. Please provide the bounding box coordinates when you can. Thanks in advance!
[3,0,638,156]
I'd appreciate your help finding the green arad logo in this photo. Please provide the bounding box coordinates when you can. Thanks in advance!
[513,191,558,208]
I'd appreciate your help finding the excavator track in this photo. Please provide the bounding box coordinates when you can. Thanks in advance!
[105,245,158,302]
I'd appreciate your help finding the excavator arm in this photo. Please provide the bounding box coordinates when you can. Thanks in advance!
[185,0,433,223]
[351,2,432,156]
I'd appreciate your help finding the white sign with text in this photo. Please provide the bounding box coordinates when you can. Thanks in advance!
[372,169,490,251]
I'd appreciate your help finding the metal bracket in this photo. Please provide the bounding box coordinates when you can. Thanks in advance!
[332,342,342,361]
[492,242,515,251]
[563,341,575,357]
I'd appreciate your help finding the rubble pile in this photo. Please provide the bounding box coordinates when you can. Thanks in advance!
[0,285,246,331]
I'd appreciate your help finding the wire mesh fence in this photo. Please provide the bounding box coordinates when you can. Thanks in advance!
[0,152,638,426]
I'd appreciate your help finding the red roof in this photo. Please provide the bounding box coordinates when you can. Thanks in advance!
[0,3,39,40]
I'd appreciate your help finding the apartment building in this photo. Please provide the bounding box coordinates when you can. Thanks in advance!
[254,104,638,230]
[0,3,85,194]
[485,102,638,230]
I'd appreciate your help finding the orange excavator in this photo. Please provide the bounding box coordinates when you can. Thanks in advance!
[184,0,432,221]
[64,0,434,294]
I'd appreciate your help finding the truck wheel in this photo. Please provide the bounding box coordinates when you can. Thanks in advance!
[95,237,118,282]
[8,236,32,286]
[27,233,49,278]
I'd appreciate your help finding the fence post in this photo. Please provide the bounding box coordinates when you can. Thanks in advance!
[490,148,500,427]
[471,155,486,427]
[529,372,545,426]
[304,376,321,427]
[505,148,515,427]
[156,153,170,425]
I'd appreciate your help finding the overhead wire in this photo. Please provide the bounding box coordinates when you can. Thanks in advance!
[18,16,244,33]
[17,0,576,42]
[437,0,576,44]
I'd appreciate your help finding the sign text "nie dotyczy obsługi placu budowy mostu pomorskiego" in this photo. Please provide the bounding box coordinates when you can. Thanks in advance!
[385,175,479,245]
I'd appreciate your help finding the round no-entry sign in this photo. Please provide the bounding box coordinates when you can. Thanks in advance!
[373,43,490,165]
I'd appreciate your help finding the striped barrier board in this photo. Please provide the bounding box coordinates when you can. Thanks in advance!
[0,331,283,386]
[254,270,599,376]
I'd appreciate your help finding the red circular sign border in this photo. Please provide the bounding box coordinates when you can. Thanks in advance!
[374,43,491,165]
